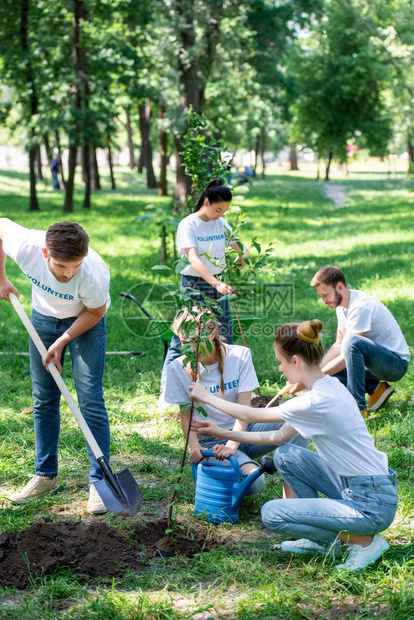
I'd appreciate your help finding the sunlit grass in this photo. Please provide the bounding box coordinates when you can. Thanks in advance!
[0,164,413,618]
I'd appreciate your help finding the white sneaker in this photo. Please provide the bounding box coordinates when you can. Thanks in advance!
[8,475,58,504]
[335,534,389,571]
[281,538,342,558]
[87,484,108,514]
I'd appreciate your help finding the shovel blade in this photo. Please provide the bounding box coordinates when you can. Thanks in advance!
[95,468,143,517]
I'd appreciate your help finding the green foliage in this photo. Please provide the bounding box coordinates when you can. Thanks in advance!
[181,107,230,212]
[223,204,280,296]
[292,0,394,165]
[0,143,414,620]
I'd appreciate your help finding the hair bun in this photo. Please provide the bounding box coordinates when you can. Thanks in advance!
[297,319,323,344]
[206,178,223,189]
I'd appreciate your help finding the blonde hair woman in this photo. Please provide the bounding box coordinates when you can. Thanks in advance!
[190,320,397,572]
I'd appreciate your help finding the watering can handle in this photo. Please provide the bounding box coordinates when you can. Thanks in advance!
[200,449,240,471]
[193,449,241,484]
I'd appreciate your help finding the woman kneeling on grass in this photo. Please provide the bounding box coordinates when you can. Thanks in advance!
[189,319,397,572]
[164,309,308,497]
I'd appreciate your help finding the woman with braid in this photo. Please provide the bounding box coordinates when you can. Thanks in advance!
[164,309,308,497]
[159,178,247,399]
[190,320,397,571]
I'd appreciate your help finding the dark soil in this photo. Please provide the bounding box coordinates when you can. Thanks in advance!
[252,394,279,407]
[0,518,224,590]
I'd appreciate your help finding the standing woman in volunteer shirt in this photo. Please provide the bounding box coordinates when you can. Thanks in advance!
[160,178,247,392]
[164,309,308,497]
[189,320,397,572]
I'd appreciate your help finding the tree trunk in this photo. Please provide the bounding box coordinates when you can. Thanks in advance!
[253,135,260,177]
[63,146,77,212]
[43,134,51,160]
[63,0,84,212]
[82,143,91,208]
[36,146,43,180]
[20,0,39,211]
[260,132,266,180]
[289,145,299,171]
[137,146,144,173]
[89,145,100,190]
[138,99,157,189]
[125,108,135,169]
[108,141,116,190]
[174,136,190,207]
[158,104,168,196]
[54,130,66,188]
[408,133,414,176]
[174,0,200,205]
[325,151,333,181]
[44,135,52,186]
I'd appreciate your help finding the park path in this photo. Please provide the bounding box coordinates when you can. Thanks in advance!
[324,183,346,207]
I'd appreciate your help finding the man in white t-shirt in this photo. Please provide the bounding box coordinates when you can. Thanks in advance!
[0,218,111,514]
[309,265,409,416]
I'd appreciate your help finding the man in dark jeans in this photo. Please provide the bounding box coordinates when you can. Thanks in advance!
[309,265,409,417]
[0,218,111,513]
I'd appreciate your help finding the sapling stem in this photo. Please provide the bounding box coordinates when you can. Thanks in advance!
[167,320,202,524]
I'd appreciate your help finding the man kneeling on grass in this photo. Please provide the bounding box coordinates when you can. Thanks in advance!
[189,319,397,572]
[307,265,409,418]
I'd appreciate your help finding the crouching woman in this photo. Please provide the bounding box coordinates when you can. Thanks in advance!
[189,319,397,572]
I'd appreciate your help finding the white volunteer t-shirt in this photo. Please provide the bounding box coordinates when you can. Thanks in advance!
[177,213,232,276]
[164,343,259,429]
[3,225,110,319]
[337,290,409,361]
[277,375,389,477]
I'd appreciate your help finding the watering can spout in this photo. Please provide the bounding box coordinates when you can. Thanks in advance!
[230,466,263,513]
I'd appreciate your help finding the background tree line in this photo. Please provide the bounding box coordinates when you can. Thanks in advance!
[0,0,412,211]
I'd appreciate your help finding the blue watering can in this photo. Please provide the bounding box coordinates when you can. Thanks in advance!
[192,449,263,524]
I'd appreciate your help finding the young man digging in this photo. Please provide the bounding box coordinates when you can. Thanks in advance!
[0,219,111,514]
[307,265,409,418]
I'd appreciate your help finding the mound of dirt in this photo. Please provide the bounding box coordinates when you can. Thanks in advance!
[0,518,224,590]
[252,395,278,407]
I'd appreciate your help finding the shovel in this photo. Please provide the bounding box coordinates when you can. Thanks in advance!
[9,293,143,517]
[265,384,292,408]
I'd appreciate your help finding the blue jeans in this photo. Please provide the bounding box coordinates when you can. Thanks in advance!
[339,334,409,410]
[161,274,234,390]
[199,423,309,496]
[30,310,110,484]
[51,168,59,189]
[261,444,398,546]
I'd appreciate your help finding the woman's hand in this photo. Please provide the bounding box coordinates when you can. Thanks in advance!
[282,382,305,395]
[189,382,210,404]
[191,418,223,438]
[188,445,205,464]
[233,259,246,269]
[215,281,234,296]
[212,443,236,460]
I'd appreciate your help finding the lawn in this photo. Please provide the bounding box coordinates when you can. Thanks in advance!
[0,162,413,618]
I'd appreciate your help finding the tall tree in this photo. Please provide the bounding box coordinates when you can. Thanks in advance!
[293,0,393,180]
[0,0,41,210]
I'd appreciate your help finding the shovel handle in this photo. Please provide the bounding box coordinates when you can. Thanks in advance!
[265,385,292,408]
[9,293,104,460]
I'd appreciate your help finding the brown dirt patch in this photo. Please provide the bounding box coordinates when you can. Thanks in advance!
[252,395,278,407]
[0,518,224,590]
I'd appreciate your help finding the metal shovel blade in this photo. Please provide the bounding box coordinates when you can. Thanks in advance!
[95,469,143,517]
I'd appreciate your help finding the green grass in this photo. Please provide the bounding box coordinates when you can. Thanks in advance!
[0,162,413,618]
